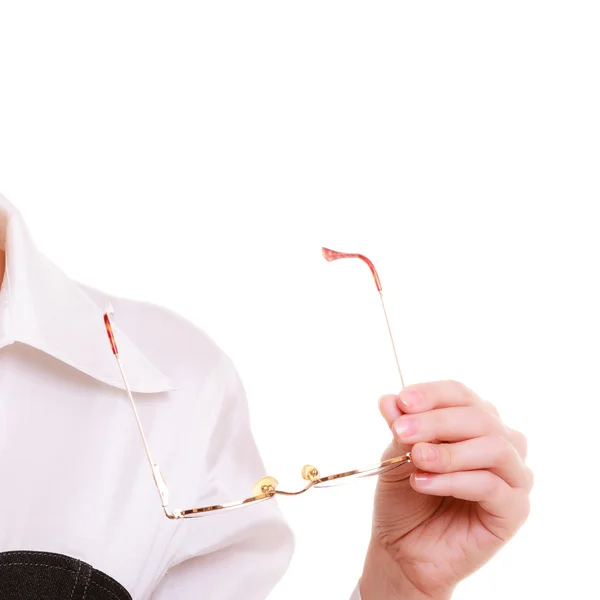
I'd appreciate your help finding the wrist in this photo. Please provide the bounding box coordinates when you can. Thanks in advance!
[360,537,453,600]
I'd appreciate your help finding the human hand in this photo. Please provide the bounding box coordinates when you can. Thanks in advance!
[360,381,532,600]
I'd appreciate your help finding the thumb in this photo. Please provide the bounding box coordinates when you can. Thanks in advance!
[378,394,411,461]
[373,395,439,539]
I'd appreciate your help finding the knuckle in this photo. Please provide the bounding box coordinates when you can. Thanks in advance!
[448,379,469,397]
[448,379,466,390]
[513,430,528,458]
[525,467,535,491]
[436,444,453,471]
[521,493,532,522]
[483,473,501,496]
[504,427,528,459]
[492,435,516,464]
[481,410,503,435]
[482,400,500,416]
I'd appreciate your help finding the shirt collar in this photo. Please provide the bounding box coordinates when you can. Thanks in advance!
[0,194,175,394]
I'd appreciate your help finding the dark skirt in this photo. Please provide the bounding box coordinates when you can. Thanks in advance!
[0,551,132,600]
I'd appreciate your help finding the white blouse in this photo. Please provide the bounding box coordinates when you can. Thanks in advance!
[0,195,362,599]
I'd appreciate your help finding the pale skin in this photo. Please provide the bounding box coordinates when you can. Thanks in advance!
[359,381,533,599]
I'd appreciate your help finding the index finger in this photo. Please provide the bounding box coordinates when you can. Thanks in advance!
[397,380,483,414]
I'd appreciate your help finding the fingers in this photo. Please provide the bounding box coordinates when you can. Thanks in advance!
[410,470,531,535]
[377,381,532,539]
[397,380,482,414]
[377,382,530,487]
[379,381,498,429]
[393,406,506,444]
[410,436,532,489]
[378,394,403,428]
[506,427,528,460]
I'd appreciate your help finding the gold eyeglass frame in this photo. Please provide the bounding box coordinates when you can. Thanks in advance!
[103,247,412,519]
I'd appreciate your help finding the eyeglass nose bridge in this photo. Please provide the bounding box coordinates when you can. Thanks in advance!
[252,464,321,498]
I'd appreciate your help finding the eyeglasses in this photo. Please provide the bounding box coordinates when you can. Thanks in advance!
[103,247,412,519]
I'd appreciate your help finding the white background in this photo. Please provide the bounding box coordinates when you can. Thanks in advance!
[1,2,599,599]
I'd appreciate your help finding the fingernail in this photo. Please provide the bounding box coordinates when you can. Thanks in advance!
[413,473,432,486]
[398,390,422,410]
[394,417,418,439]
[416,444,438,462]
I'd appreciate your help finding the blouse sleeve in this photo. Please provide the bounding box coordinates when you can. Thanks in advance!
[350,581,363,599]
[150,358,294,599]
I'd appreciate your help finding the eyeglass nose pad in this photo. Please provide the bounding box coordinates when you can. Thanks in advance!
[252,475,279,497]
[301,464,320,481]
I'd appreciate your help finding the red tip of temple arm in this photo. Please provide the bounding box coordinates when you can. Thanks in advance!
[322,247,347,262]
[321,247,383,292]
[103,312,119,356]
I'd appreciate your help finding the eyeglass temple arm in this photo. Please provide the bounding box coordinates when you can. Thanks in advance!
[102,249,405,517]
[322,248,382,290]
[103,304,177,519]
[321,247,405,389]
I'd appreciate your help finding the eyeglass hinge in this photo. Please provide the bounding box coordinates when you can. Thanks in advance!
[152,464,170,507]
